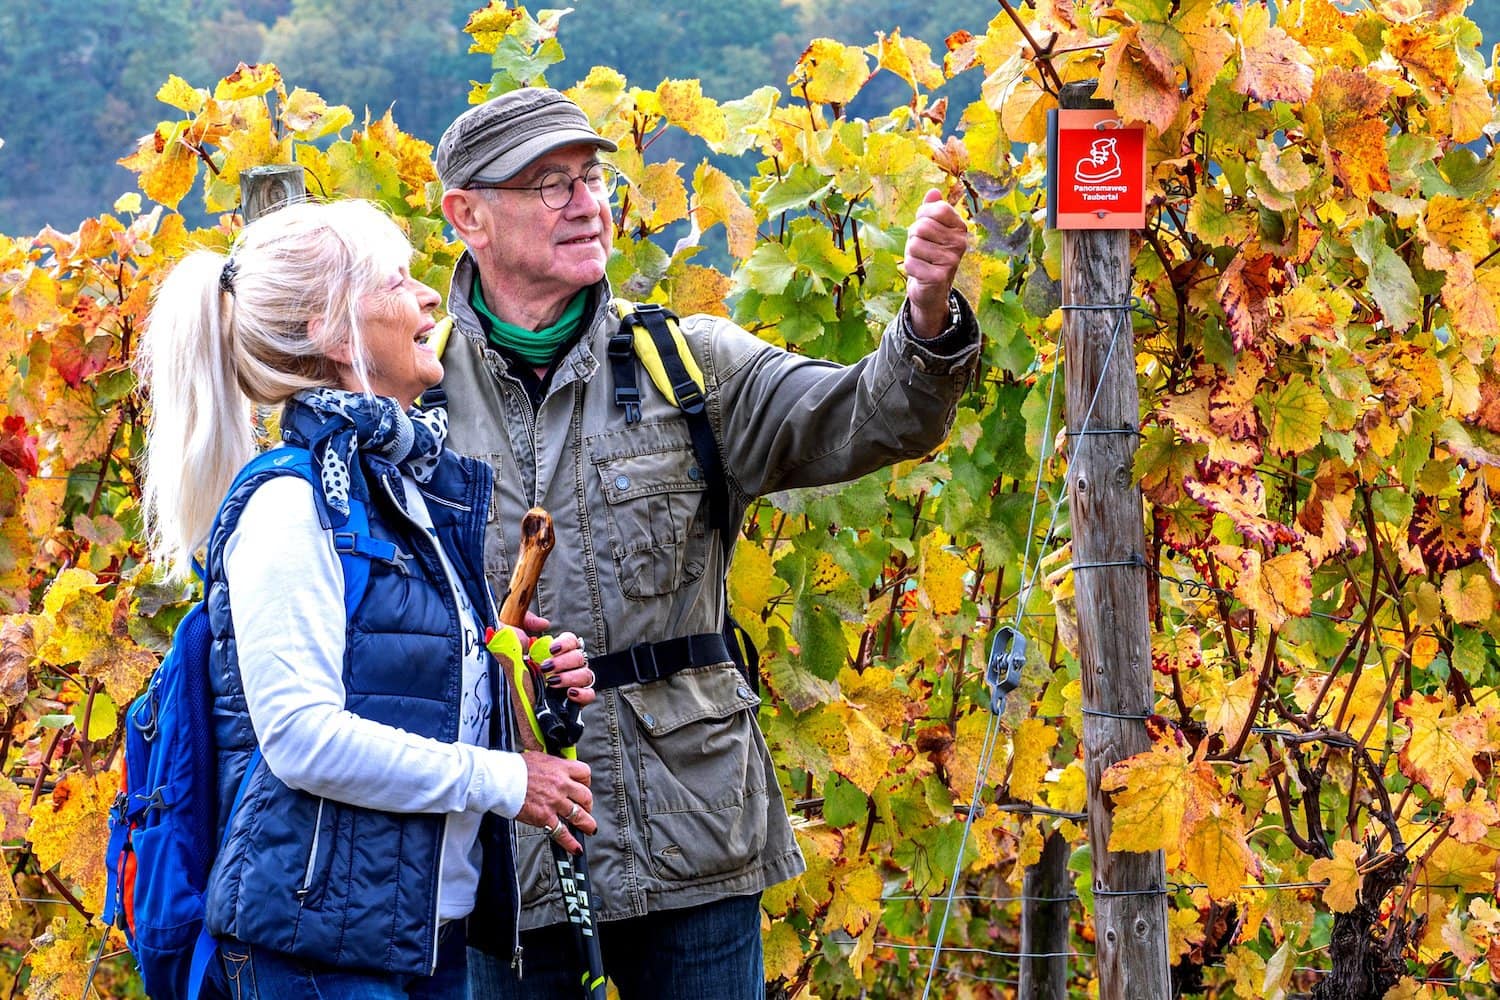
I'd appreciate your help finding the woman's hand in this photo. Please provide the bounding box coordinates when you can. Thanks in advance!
[519,612,595,706]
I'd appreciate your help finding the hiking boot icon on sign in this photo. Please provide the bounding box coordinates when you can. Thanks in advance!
[1074,137,1123,184]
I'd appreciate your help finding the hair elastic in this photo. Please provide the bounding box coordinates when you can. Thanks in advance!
[219,257,238,295]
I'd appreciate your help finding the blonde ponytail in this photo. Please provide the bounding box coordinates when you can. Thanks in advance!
[136,200,412,581]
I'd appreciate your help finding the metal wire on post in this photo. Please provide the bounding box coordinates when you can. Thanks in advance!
[920,301,1135,998]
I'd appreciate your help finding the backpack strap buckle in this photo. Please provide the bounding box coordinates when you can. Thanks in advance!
[608,328,642,424]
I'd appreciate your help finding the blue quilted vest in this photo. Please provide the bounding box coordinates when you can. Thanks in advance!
[200,395,520,975]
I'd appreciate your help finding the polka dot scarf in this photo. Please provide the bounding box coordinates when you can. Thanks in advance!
[281,388,449,523]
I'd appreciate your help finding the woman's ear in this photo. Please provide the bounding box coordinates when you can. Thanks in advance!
[310,316,354,367]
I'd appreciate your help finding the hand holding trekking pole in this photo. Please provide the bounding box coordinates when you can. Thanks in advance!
[486,508,608,999]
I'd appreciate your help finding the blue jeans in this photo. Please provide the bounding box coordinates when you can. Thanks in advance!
[208,922,467,1000]
[468,893,763,1000]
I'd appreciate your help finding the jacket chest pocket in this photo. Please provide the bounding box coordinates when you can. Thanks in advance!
[588,428,708,600]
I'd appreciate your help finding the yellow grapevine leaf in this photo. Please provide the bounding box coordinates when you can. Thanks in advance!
[656,79,727,146]
[0,866,13,928]
[1184,472,1287,547]
[668,265,731,320]
[24,915,95,1000]
[994,73,1052,146]
[1441,568,1494,625]
[1265,374,1330,456]
[1232,5,1314,104]
[1280,0,1355,51]
[1183,802,1259,899]
[763,920,803,981]
[38,568,105,657]
[1447,796,1500,845]
[1008,718,1057,804]
[839,665,910,734]
[1044,759,1088,818]
[1447,71,1491,144]
[869,28,944,93]
[826,702,895,795]
[1384,21,1457,96]
[791,39,870,106]
[1217,251,1273,352]
[280,88,354,141]
[1420,838,1496,895]
[1308,838,1364,913]
[464,1,523,54]
[118,121,198,209]
[1424,194,1490,261]
[1273,284,1337,346]
[1435,253,1500,348]
[1314,68,1393,199]
[156,74,207,113]
[693,164,756,261]
[1199,665,1256,740]
[27,770,117,914]
[636,160,689,232]
[1232,548,1313,629]
[1399,695,1484,790]
[729,542,777,620]
[5,266,58,329]
[0,772,25,840]
[1168,905,1205,961]
[919,532,967,616]
[213,62,280,100]
[825,862,882,935]
[1100,24,1184,134]
[1102,737,1201,853]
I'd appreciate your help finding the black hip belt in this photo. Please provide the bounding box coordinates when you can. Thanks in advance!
[591,633,731,690]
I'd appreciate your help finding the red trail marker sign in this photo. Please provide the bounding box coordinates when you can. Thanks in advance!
[1046,108,1147,230]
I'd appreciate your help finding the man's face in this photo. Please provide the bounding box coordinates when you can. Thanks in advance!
[475,143,614,317]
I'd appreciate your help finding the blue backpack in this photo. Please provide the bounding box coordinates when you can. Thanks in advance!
[100,448,381,1000]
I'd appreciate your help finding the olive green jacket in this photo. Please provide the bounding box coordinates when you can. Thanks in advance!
[441,254,979,929]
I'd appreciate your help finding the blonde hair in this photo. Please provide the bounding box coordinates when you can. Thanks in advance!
[137,199,413,581]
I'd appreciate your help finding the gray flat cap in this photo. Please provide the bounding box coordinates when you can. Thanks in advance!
[435,87,618,190]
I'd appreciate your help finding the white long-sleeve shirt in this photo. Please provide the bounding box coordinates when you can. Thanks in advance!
[223,474,526,920]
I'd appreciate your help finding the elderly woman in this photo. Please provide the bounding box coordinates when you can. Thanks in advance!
[136,199,595,999]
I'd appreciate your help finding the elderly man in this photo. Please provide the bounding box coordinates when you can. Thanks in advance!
[435,87,980,999]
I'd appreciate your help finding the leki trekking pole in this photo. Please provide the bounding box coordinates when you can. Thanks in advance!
[487,508,607,1000]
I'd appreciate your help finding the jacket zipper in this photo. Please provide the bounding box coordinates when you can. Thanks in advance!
[295,797,325,901]
[378,472,469,974]
[431,814,447,974]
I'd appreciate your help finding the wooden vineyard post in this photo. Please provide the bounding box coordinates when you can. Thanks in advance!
[1057,81,1171,1000]
[240,164,307,223]
[1019,829,1071,1000]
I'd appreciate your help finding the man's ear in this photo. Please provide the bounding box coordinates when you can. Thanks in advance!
[442,189,491,249]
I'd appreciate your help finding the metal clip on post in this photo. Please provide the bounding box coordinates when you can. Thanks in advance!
[986,626,1027,715]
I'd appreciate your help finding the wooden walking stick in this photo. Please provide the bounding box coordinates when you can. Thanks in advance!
[487,507,607,1000]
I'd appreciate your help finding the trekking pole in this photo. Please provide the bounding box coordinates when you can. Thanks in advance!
[489,508,607,1000]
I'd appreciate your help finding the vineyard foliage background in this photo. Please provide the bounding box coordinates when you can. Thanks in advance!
[1,1,1499,997]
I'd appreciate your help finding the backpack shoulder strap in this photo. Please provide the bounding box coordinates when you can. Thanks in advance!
[602,301,760,694]
[214,448,381,616]
[611,299,728,543]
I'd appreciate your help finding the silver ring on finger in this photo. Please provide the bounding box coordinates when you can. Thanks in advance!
[542,822,557,838]
[566,802,581,824]
[548,821,567,841]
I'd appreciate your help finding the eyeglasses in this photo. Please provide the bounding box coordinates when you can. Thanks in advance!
[472,163,621,209]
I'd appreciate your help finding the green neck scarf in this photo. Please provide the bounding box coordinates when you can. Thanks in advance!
[471,284,587,366]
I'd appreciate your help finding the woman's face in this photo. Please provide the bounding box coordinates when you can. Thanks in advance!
[347,264,444,408]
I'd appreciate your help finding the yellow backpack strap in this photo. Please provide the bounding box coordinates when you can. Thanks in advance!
[615,300,705,405]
